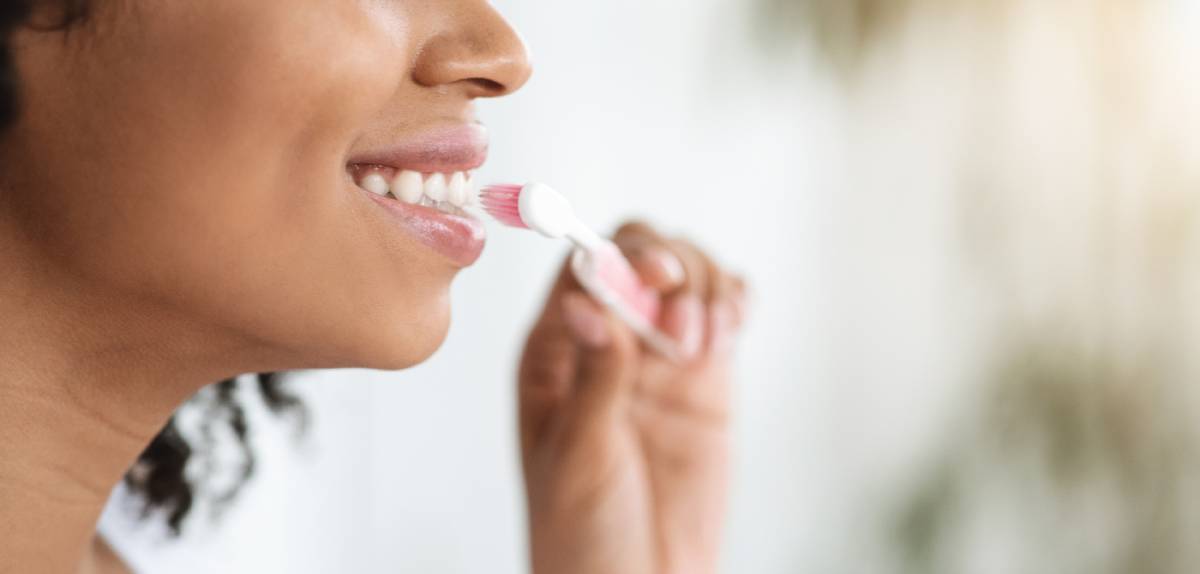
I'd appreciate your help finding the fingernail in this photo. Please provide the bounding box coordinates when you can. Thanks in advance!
[562,293,611,349]
[677,294,705,361]
[646,248,686,286]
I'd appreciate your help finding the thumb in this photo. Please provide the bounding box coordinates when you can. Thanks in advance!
[560,291,640,417]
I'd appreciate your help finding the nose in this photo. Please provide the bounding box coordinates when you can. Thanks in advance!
[412,2,533,99]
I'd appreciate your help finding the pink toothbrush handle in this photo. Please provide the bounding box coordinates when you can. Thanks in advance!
[570,242,682,361]
[590,242,661,323]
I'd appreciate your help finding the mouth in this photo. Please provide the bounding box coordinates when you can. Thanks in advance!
[346,125,489,268]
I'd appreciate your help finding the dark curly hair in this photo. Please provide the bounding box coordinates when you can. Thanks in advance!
[125,374,307,534]
[1,0,307,535]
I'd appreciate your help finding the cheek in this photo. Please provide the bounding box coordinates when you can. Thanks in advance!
[9,1,452,367]
[17,1,405,252]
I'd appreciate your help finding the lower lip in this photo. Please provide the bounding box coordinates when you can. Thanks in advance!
[360,188,487,267]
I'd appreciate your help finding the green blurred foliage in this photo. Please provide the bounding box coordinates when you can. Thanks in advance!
[894,340,1200,573]
[753,0,1200,571]
[752,0,1001,69]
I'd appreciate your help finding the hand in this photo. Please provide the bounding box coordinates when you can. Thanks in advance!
[518,221,747,574]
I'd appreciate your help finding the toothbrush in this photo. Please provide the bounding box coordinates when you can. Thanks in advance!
[479,182,683,362]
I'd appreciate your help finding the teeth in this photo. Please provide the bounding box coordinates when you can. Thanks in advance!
[361,173,390,197]
[447,172,468,207]
[424,173,448,202]
[392,170,424,204]
[359,169,477,212]
[463,174,479,207]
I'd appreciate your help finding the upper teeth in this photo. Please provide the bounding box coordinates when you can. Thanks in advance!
[357,169,478,210]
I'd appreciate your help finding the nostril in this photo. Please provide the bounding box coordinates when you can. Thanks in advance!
[470,77,506,96]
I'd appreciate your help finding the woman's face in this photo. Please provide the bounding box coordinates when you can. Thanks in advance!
[2,0,530,371]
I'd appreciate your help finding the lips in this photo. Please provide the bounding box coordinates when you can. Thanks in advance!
[348,123,489,174]
[346,124,489,267]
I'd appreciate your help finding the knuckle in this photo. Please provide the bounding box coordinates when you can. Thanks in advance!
[672,238,713,265]
[614,219,657,239]
[669,239,709,275]
[613,220,667,251]
[714,273,740,300]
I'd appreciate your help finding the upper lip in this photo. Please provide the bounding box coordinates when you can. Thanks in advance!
[346,123,489,174]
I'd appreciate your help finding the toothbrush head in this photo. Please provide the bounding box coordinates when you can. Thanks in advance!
[480,182,576,239]
[478,183,527,229]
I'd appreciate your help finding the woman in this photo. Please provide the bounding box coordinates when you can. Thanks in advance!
[0,1,746,572]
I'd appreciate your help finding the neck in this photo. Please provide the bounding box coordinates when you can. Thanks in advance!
[0,225,250,572]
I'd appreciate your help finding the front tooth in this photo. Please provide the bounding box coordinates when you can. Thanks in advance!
[392,170,424,204]
[361,173,389,197]
[447,172,468,206]
[464,173,479,206]
[424,173,448,202]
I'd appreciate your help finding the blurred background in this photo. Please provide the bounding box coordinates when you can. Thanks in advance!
[101,0,1200,572]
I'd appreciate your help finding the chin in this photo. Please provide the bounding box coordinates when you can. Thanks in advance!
[353,295,454,372]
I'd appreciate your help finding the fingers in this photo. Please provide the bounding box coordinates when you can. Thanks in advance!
[561,291,613,348]
[524,219,746,401]
[660,292,706,360]
[558,292,642,436]
[614,221,747,362]
[625,244,687,292]
[520,256,584,382]
[705,295,740,357]
[561,291,639,396]
[663,238,714,301]
[615,222,687,292]
[728,275,748,329]
[517,255,588,453]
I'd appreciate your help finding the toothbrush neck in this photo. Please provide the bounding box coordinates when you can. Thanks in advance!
[565,221,607,252]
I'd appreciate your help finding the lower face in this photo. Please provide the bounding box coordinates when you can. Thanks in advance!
[2,0,503,371]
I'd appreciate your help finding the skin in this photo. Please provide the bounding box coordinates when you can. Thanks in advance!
[522,224,745,574]
[0,1,745,573]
